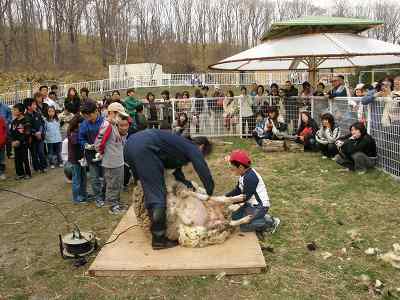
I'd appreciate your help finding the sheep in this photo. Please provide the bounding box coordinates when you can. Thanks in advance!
[132,174,248,248]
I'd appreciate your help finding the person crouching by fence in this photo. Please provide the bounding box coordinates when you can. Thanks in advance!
[253,112,267,146]
[334,122,377,174]
[295,111,318,151]
[94,102,128,215]
[316,113,341,159]
[226,150,280,233]
[172,112,190,138]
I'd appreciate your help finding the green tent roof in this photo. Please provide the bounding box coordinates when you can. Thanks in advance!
[262,16,383,41]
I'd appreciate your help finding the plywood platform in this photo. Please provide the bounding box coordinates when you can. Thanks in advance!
[88,206,266,276]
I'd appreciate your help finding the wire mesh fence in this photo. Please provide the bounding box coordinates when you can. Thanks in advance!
[168,95,400,179]
[0,71,352,107]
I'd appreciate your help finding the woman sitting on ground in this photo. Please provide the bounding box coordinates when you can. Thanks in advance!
[316,113,341,158]
[264,107,287,140]
[295,111,318,151]
[172,112,190,138]
[335,122,377,173]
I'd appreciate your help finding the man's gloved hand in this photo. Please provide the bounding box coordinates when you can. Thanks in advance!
[182,179,196,191]
[84,143,95,150]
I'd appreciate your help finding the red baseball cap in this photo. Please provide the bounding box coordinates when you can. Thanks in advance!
[229,150,251,167]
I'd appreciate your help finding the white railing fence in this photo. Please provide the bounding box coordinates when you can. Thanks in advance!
[166,96,400,179]
[0,71,352,107]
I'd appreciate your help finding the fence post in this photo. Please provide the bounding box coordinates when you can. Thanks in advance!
[311,96,314,119]
[367,104,372,135]
[29,81,33,97]
[171,99,176,125]
[239,96,243,139]
[329,98,333,114]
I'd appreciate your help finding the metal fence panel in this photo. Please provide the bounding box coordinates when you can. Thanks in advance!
[0,71,352,107]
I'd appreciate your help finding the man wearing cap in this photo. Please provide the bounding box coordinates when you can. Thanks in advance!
[328,75,348,98]
[94,102,129,214]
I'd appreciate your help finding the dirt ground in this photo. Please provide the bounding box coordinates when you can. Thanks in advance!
[1,138,400,300]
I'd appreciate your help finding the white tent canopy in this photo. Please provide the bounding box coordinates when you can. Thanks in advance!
[210,33,400,71]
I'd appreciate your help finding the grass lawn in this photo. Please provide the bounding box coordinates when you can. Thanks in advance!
[0,138,399,300]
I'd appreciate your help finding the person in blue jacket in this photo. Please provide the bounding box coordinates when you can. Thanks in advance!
[79,101,105,206]
[124,129,214,250]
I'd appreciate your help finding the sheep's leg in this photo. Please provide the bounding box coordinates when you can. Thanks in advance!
[229,215,253,227]
[228,203,245,212]
[210,195,244,204]
[181,190,244,204]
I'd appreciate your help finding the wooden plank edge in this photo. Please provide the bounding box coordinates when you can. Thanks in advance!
[88,267,265,277]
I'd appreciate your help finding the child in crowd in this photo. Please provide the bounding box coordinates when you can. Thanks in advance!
[135,104,148,131]
[61,137,72,183]
[79,100,105,207]
[68,114,88,203]
[172,112,190,138]
[253,112,267,146]
[24,97,47,173]
[223,90,238,134]
[10,103,32,180]
[94,102,128,214]
[59,106,76,139]
[296,111,319,151]
[146,92,159,129]
[335,122,377,173]
[111,90,122,104]
[226,150,280,233]
[123,88,142,130]
[316,113,341,158]
[44,106,63,169]
[117,115,136,191]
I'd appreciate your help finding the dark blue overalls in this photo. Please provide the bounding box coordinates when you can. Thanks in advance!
[124,129,214,209]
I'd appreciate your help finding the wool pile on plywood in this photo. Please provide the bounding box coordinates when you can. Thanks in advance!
[132,175,246,248]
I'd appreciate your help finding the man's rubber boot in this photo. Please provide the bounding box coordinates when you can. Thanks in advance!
[150,207,179,250]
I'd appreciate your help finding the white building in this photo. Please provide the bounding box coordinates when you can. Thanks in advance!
[109,63,164,80]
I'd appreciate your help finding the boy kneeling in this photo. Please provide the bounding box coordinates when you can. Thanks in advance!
[226,150,280,233]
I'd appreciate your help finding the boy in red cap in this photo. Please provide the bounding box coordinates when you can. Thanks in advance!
[226,149,280,233]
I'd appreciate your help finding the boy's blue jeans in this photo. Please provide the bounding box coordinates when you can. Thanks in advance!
[88,161,104,203]
[30,139,47,171]
[47,142,62,165]
[71,163,87,202]
[232,203,268,232]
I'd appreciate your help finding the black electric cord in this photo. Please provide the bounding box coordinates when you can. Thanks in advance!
[102,224,139,246]
[0,188,137,247]
[0,188,79,232]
